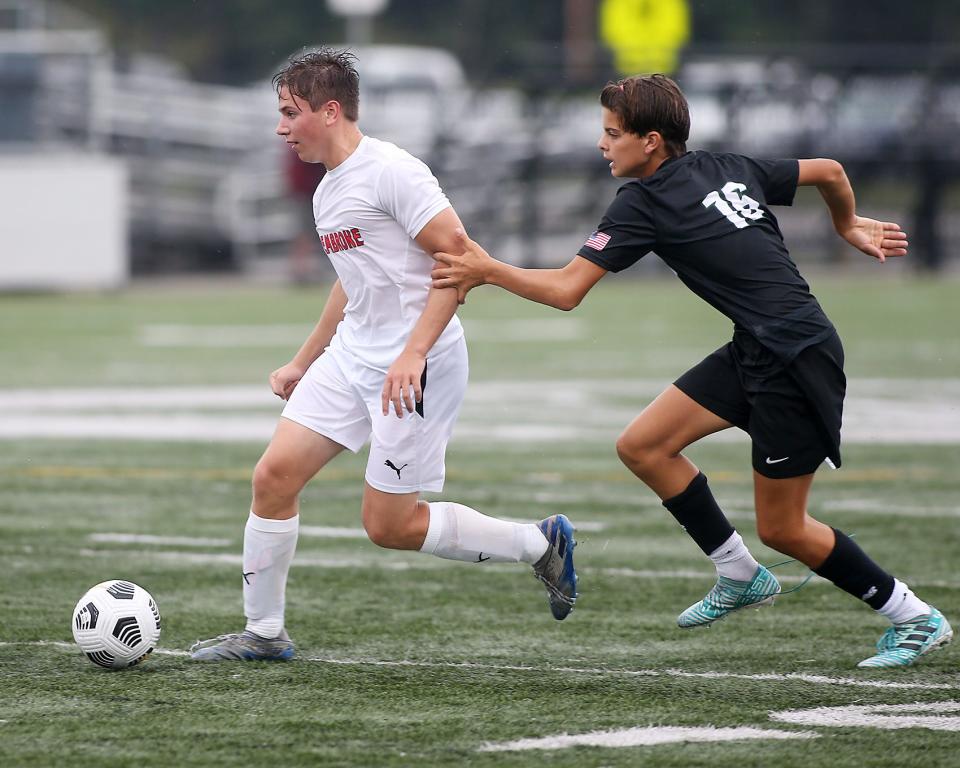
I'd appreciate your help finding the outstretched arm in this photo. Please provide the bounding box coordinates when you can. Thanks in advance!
[798,159,908,262]
[432,229,608,309]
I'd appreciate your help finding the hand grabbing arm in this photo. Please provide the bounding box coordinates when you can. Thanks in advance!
[432,229,607,309]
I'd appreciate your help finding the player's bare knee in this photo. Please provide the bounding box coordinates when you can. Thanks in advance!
[359,502,396,548]
[615,431,641,465]
[361,497,421,549]
[616,432,664,476]
[361,513,401,549]
[252,458,300,503]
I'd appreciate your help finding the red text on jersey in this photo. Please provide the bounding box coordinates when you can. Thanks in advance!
[320,227,365,255]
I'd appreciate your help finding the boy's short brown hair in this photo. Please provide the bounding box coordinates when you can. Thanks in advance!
[273,47,360,121]
[600,74,690,156]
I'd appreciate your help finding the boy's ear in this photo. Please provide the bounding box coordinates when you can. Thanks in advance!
[644,131,663,154]
[320,99,341,124]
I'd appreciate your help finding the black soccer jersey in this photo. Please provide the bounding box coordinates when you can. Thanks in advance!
[577,151,835,361]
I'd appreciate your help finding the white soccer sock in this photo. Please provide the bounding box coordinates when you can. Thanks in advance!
[708,531,760,581]
[242,510,299,639]
[420,501,548,564]
[877,578,931,625]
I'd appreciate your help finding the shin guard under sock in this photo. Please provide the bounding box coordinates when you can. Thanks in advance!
[662,472,737,556]
[813,527,895,609]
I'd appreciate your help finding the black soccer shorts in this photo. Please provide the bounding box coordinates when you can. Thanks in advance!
[674,330,845,479]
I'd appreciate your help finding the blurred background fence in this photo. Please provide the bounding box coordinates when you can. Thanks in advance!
[2,0,959,288]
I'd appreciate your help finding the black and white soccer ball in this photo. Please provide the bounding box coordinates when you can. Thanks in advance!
[72,580,161,669]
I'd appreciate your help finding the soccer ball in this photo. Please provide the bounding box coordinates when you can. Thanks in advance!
[72,580,161,669]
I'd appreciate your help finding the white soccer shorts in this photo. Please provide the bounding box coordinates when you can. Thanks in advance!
[281,337,468,494]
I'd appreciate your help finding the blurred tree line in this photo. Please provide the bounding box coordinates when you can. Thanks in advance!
[69,0,959,85]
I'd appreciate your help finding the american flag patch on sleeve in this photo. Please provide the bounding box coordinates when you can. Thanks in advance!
[583,231,611,251]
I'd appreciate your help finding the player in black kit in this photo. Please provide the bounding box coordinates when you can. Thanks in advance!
[432,74,951,669]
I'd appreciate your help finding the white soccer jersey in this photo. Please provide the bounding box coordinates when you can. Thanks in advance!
[312,135,464,368]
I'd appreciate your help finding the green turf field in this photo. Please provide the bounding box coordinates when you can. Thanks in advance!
[1,276,958,767]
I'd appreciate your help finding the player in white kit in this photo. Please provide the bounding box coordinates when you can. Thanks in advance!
[191,49,578,661]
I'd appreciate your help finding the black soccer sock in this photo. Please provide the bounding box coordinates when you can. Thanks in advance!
[662,472,736,556]
[813,527,895,609]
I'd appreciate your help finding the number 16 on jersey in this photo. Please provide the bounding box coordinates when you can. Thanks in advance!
[702,181,764,229]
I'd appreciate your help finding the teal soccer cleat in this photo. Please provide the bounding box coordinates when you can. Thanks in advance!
[677,565,781,628]
[190,629,295,661]
[534,514,578,620]
[857,608,953,668]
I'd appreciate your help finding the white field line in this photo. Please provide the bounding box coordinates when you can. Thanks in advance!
[0,640,191,657]
[0,415,280,442]
[72,547,826,585]
[76,549,421,571]
[72,547,960,589]
[594,567,821,585]
[0,386,273,409]
[299,523,612,538]
[87,525,610,545]
[502,516,608,532]
[299,526,368,539]
[139,318,586,347]
[823,499,960,518]
[0,415,278,442]
[769,701,960,731]
[482,701,960,751]
[307,659,960,690]
[89,533,232,547]
[461,318,587,342]
[1,378,959,444]
[480,725,819,751]
[3,641,957,692]
[63,544,960,595]
[140,324,313,348]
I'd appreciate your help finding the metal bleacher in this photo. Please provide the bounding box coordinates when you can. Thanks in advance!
[0,0,277,271]
[5,0,959,275]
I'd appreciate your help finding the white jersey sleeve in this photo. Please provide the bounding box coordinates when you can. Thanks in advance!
[375,155,451,240]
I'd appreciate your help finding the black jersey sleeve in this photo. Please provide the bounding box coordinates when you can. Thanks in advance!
[575,184,656,273]
[742,157,799,206]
